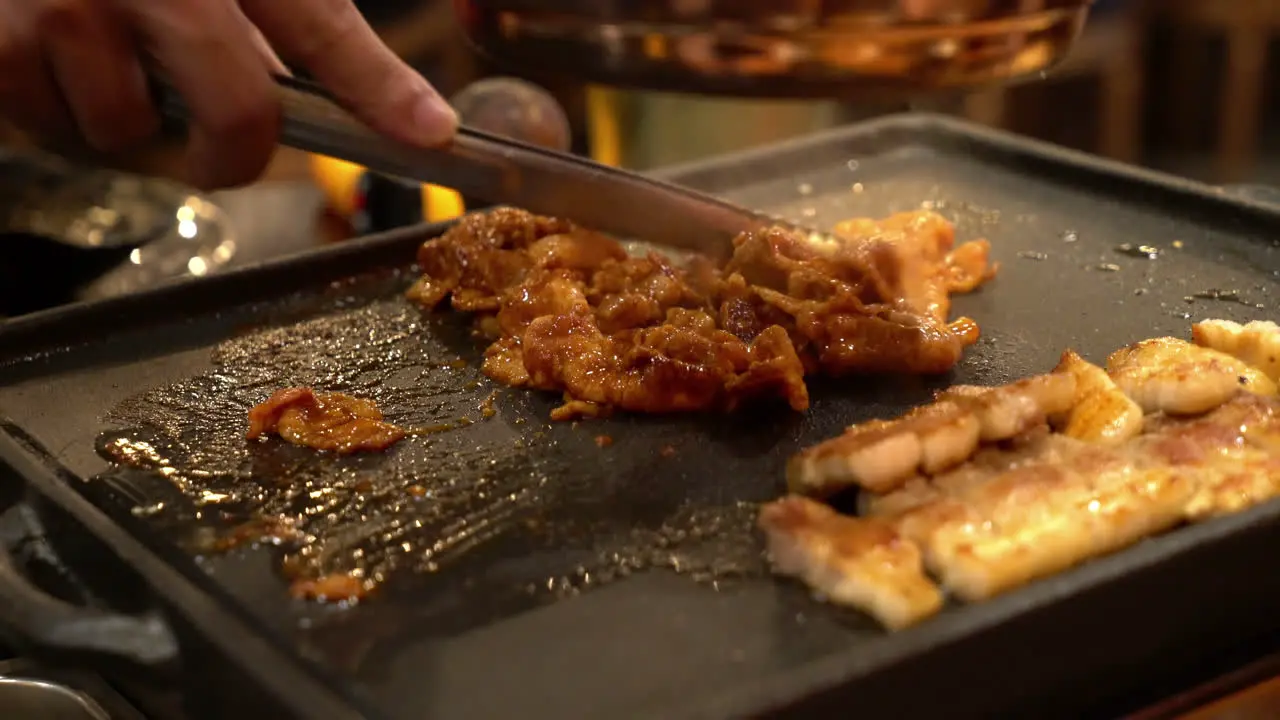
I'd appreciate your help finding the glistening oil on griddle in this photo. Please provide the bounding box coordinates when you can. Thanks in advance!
[94,271,766,641]
[7,114,1280,719]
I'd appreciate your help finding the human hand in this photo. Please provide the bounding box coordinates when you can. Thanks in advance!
[0,0,459,189]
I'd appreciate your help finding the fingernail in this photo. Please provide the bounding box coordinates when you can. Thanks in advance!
[412,90,459,146]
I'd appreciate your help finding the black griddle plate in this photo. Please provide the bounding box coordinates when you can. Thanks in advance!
[4,114,1280,720]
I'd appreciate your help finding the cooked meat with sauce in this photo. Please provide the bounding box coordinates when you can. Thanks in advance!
[762,324,1280,629]
[247,387,407,454]
[407,207,995,419]
[289,572,371,602]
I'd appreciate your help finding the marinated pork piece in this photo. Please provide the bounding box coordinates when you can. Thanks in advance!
[1192,319,1280,382]
[1106,337,1276,415]
[290,572,371,602]
[407,207,995,419]
[1052,350,1143,445]
[727,214,992,376]
[758,495,943,630]
[831,211,995,324]
[246,388,407,454]
[786,372,1076,498]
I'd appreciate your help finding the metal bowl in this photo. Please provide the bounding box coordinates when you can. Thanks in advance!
[455,0,1093,98]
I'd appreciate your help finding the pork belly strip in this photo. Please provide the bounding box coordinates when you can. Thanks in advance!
[786,372,1078,498]
[765,337,1280,629]
[758,495,943,630]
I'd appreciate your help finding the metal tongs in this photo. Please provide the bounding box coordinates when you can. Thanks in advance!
[151,74,797,262]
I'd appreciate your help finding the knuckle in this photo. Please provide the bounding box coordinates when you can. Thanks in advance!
[205,92,279,142]
[190,149,273,190]
[195,96,280,187]
[290,0,365,60]
[0,38,24,82]
[35,0,89,34]
[0,22,35,78]
[83,102,158,153]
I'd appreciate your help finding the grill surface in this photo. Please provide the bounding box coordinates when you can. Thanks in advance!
[1,115,1280,719]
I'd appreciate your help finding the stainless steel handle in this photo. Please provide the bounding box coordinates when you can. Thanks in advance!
[1220,184,1280,209]
[0,497,178,672]
[148,73,793,260]
[149,74,523,203]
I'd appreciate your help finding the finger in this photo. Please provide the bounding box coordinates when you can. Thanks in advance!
[241,0,457,147]
[0,4,76,142]
[38,0,158,153]
[115,0,279,189]
[239,13,289,76]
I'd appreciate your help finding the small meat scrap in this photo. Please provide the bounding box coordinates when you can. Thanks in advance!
[1163,394,1280,520]
[1107,337,1276,415]
[207,516,304,552]
[758,495,943,630]
[1192,318,1280,382]
[290,572,371,602]
[246,387,406,454]
[406,207,995,420]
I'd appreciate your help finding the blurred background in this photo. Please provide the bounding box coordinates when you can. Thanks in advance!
[326,0,1280,182]
[1,0,1278,317]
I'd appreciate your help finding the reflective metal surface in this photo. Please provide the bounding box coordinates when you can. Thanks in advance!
[0,678,112,720]
[451,77,573,152]
[456,0,1092,98]
[80,193,236,303]
[0,659,149,720]
[0,151,237,305]
[154,74,809,261]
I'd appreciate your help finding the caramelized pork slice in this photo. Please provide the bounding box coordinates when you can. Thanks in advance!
[787,372,1076,498]
[1192,319,1280,382]
[849,394,1280,609]
[896,435,1195,601]
[1151,394,1280,520]
[1107,337,1276,415]
[246,388,407,454]
[937,372,1078,442]
[758,496,944,630]
[1052,350,1144,444]
[860,430,1060,517]
[773,348,1280,628]
[858,476,941,518]
[786,400,980,497]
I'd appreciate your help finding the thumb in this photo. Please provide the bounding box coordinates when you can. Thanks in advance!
[240,0,458,147]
